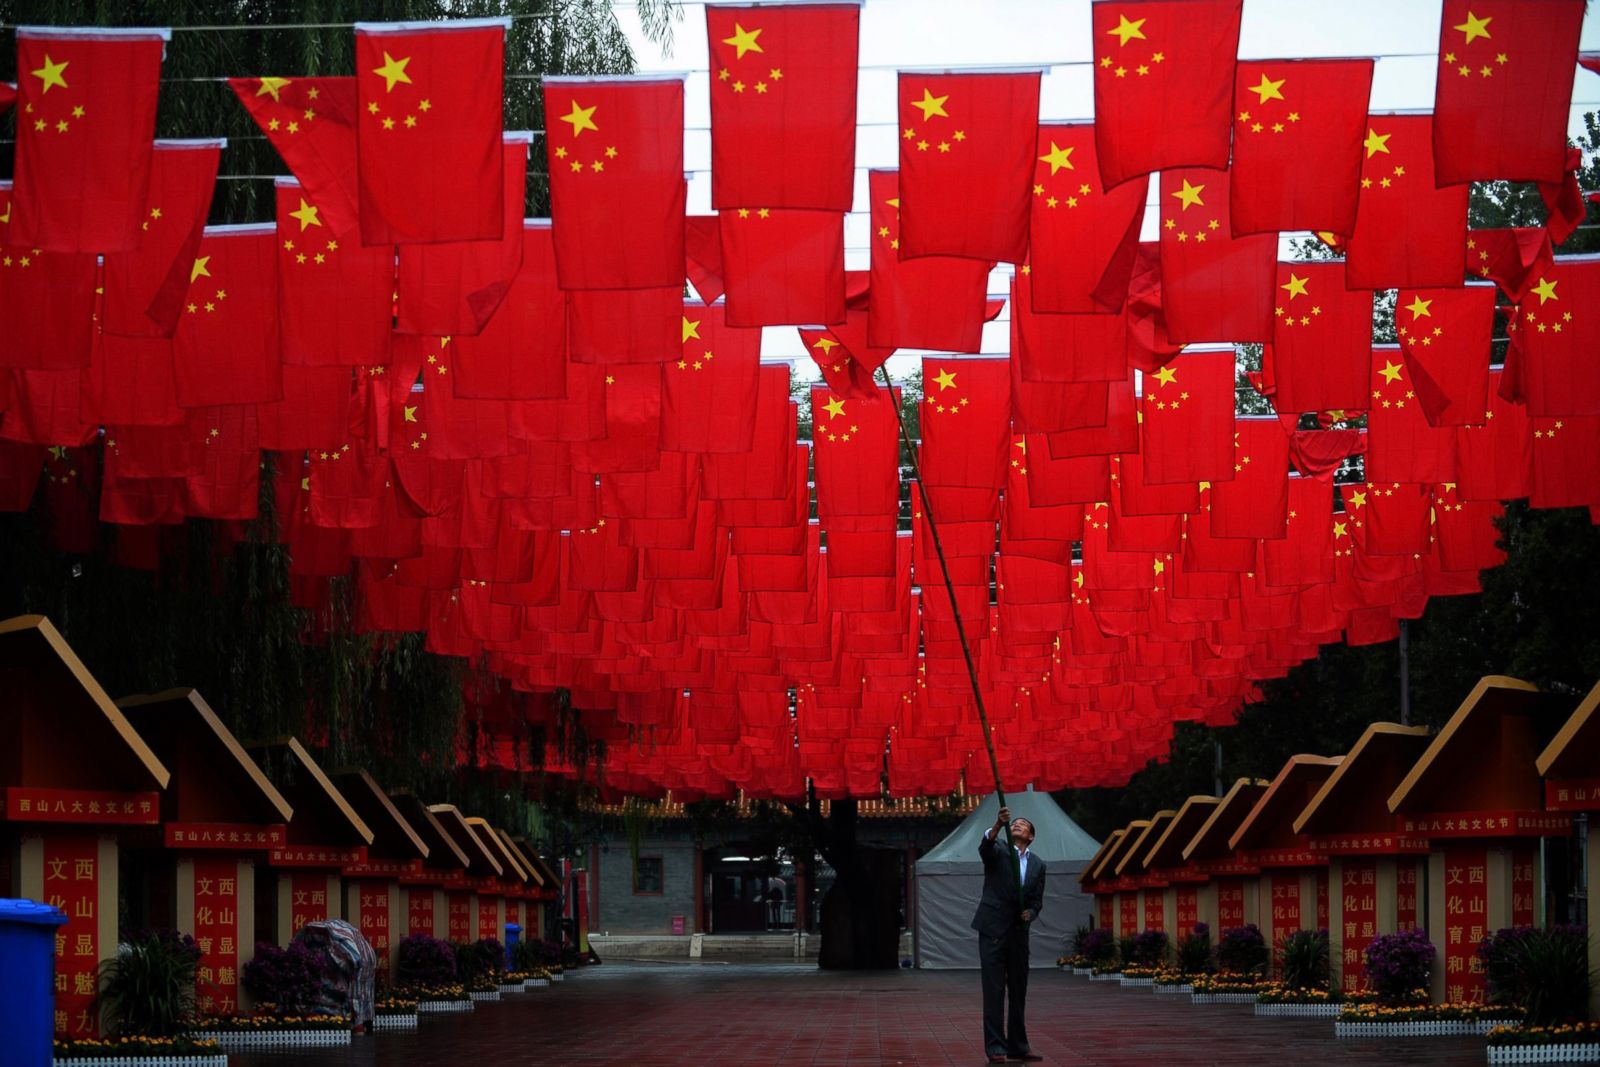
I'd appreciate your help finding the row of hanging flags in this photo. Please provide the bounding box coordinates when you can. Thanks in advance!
[2,1,1599,799]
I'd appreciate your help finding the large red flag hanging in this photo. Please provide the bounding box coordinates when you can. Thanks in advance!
[1139,349,1236,485]
[718,207,845,326]
[172,225,281,407]
[275,178,394,367]
[865,170,992,352]
[355,18,507,245]
[101,140,220,338]
[1514,259,1600,417]
[1269,260,1372,413]
[918,358,1010,491]
[1365,346,1458,484]
[545,75,686,290]
[1011,271,1128,383]
[1228,59,1373,237]
[661,302,764,454]
[1456,369,1532,502]
[705,2,859,211]
[1027,122,1146,313]
[1432,0,1586,185]
[1341,113,1469,290]
[450,223,567,401]
[1209,417,1291,539]
[1091,0,1242,189]
[812,386,899,520]
[896,70,1040,263]
[1158,168,1275,344]
[0,183,96,371]
[10,27,167,253]
[229,76,361,239]
[1394,285,1494,427]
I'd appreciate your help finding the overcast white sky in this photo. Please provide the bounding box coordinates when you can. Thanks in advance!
[610,0,1600,372]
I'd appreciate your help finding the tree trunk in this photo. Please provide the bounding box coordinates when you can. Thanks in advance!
[798,797,901,970]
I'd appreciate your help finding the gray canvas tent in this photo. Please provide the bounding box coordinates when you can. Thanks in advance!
[914,788,1100,968]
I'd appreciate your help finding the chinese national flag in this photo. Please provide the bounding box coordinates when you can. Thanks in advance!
[396,134,528,336]
[545,75,686,290]
[11,28,166,253]
[0,184,96,371]
[865,170,992,352]
[1228,59,1372,237]
[1139,350,1237,485]
[662,303,763,454]
[101,141,220,338]
[1158,168,1275,344]
[1269,260,1372,413]
[1432,0,1586,185]
[705,3,858,211]
[1027,122,1146,313]
[896,71,1040,263]
[799,315,888,400]
[1011,270,1127,383]
[1432,483,1505,573]
[1394,285,1493,426]
[1091,0,1242,189]
[812,386,899,519]
[172,226,282,407]
[919,359,1010,490]
[450,223,567,401]
[1259,477,1333,588]
[1343,114,1469,289]
[1456,369,1532,502]
[566,286,679,365]
[1468,228,1554,301]
[1010,356,1111,436]
[230,76,361,239]
[0,369,97,446]
[1530,415,1600,510]
[1365,346,1458,485]
[258,365,350,451]
[276,178,394,368]
[183,406,261,521]
[1044,370,1138,458]
[1210,417,1291,539]
[1514,260,1600,417]
[355,18,507,245]
[719,207,845,327]
[82,334,182,427]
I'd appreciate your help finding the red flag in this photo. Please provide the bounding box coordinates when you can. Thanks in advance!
[1210,418,1290,539]
[1227,59,1372,237]
[82,334,181,427]
[1091,0,1243,188]
[896,71,1040,263]
[919,359,1009,490]
[1530,415,1600,510]
[0,183,96,371]
[1269,260,1371,413]
[545,75,686,290]
[812,386,898,519]
[661,303,763,453]
[1158,168,1275,343]
[275,178,394,367]
[450,223,567,401]
[172,225,281,407]
[1365,346,1458,485]
[1259,477,1333,588]
[718,207,845,327]
[101,140,220,338]
[1456,369,1532,502]
[1342,114,1470,289]
[258,364,350,451]
[1011,271,1127,383]
[1027,122,1146,313]
[1432,0,1586,185]
[1139,350,1236,485]
[1468,228,1554,301]
[705,3,858,211]
[183,405,260,520]
[1043,371,1138,458]
[865,170,992,351]
[799,317,886,400]
[355,18,507,245]
[11,27,167,252]
[1514,259,1600,417]
[1394,285,1494,426]
[685,215,725,303]
[229,76,360,239]
[567,286,679,365]
[0,369,97,446]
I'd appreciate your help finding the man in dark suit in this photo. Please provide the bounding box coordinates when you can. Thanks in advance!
[971,805,1046,1063]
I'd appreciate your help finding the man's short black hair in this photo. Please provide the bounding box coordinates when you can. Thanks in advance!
[1012,817,1036,837]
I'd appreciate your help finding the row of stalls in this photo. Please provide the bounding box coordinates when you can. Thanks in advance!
[0,615,560,1034]
[1080,675,1599,1013]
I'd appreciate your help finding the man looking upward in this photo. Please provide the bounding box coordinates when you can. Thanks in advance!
[972,805,1046,1062]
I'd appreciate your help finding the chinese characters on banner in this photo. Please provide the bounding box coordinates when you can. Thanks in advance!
[1511,848,1537,927]
[358,882,391,968]
[1444,845,1489,1003]
[1097,896,1113,930]
[1270,873,1302,936]
[289,872,329,933]
[447,891,472,942]
[1316,869,1329,930]
[44,836,99,1038]
[1217,879,1246,930]
[1339,860,1379,993]
[1119,893,1138,937]
[1396,862,1420,931]
[477,896,499,942]
[408,890,435,937]
[192,857,240,1014]
[1175,886,1199,933]
[1143,891,1165,932]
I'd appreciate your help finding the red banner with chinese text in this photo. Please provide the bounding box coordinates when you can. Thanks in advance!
[1396,861,1420,932]
[192,857,241,1015]
[1316,869,1329,930]
[1175,886,1198,934]
[1118,893,1138,937]
[408,890,435,937]
[289,872,329,933]
[1097,895,1113,930]
[1143,891,1164,932]
[1339,859,1378,993]
[448,891,472,942]
[1217,879,1246,930]
[1269,873,1301,940]
[1443,845,1489,1003]
[477,895,500,942]
[5,787,158,825]
[358,881,392,968]
[1511,848,1536,927]
[44,836,99,1038]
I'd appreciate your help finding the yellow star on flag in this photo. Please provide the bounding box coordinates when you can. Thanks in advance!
[1038,142,1075,175]
[1248,73,1286,104]
[1348,490,1368,508]
[1531,277,1558,304]
[1453,11,1492,44]
[190,256,212,283]
[933,368,958,391]
[1170,180,1205,210]
[1280,273,1310,299]
[722,22,764,59]
[561,99,599,137]
[1105,14,1148,46]
[1333,521,1348,538]
[1151,365,1177,387]
[681,316,702,343]
[910,89,949,121]
[1379,360,1404,383]
[288,198,322,231]
[812,336,839,354]
[1404,296,1433,320]
[823,397,847,419]
[1363,128,1391,158]
[403,405,418,423]
[372,52,413,93]
[31,54,69,94]
[256,77,292,102]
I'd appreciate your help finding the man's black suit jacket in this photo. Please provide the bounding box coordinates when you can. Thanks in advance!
[970,830,1047,938]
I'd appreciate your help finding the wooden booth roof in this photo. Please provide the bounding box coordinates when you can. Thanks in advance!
[329,768,428,862]
[1294,724,1432,836]
[117,689,291,826]
[246,738,373,848]
[1536,680,1600,780]
[1114,810,1175,877]
[1229,756,1343,853]
[1143,795,1220,871]
[1182,778,1270,864]
[0,615,169,793]
[389,790,470,870]
[1388,676,1568,815]
[429,804,504,877]
[1092,820,1149,880]
[467,816,527,884]
[492,828,534,884]
[512,835,560,888]
[1079,828,1126,887]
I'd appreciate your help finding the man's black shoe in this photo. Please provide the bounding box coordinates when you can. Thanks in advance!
[1009,1053,1043,1062]
[987,1054,1009,1063]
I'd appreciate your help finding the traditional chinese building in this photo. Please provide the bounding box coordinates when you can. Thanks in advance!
[1139,794,1220,940]
[1080,826,1126,933]
[466,815,527,944]
[1181,777,1271,935]
[1535,679,1600,1019]
[388,788,470,940]
[1227,755,1341,953]
[0,615,170,1038]
[428,803,504,944]
[1112,809,1174,936]
[330,768,430,977]
[1099,819,1150,938]
[1293,722,1432,993]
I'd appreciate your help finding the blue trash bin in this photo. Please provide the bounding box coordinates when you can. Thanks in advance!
[0,898,70,1067]
[504,922,522,971]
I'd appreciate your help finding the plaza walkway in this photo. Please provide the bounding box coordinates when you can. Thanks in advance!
[233,964,1485,1066]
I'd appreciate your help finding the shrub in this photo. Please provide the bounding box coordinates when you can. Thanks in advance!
[95,930,202,1037]
[510,937,546,973]
[1277,928,1331,990]
[1479,925,1592,1027]
[1078,927,1117,964]
[1216,924,1269,975]
[1130,929,1170,967]
[1177,922,1213,974]
[396,934,457,988]
[241,941,330,1015]
[1364,928,1435,1004]
[455,938,505,983]
[1117,934,1138,968]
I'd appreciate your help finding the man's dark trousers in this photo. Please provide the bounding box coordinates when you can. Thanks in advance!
[979,924,1030,1056]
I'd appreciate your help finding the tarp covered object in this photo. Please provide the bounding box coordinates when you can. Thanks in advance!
[915,788,1100,968]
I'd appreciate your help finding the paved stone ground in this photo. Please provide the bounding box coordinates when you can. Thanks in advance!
[232,964,1487,1066]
